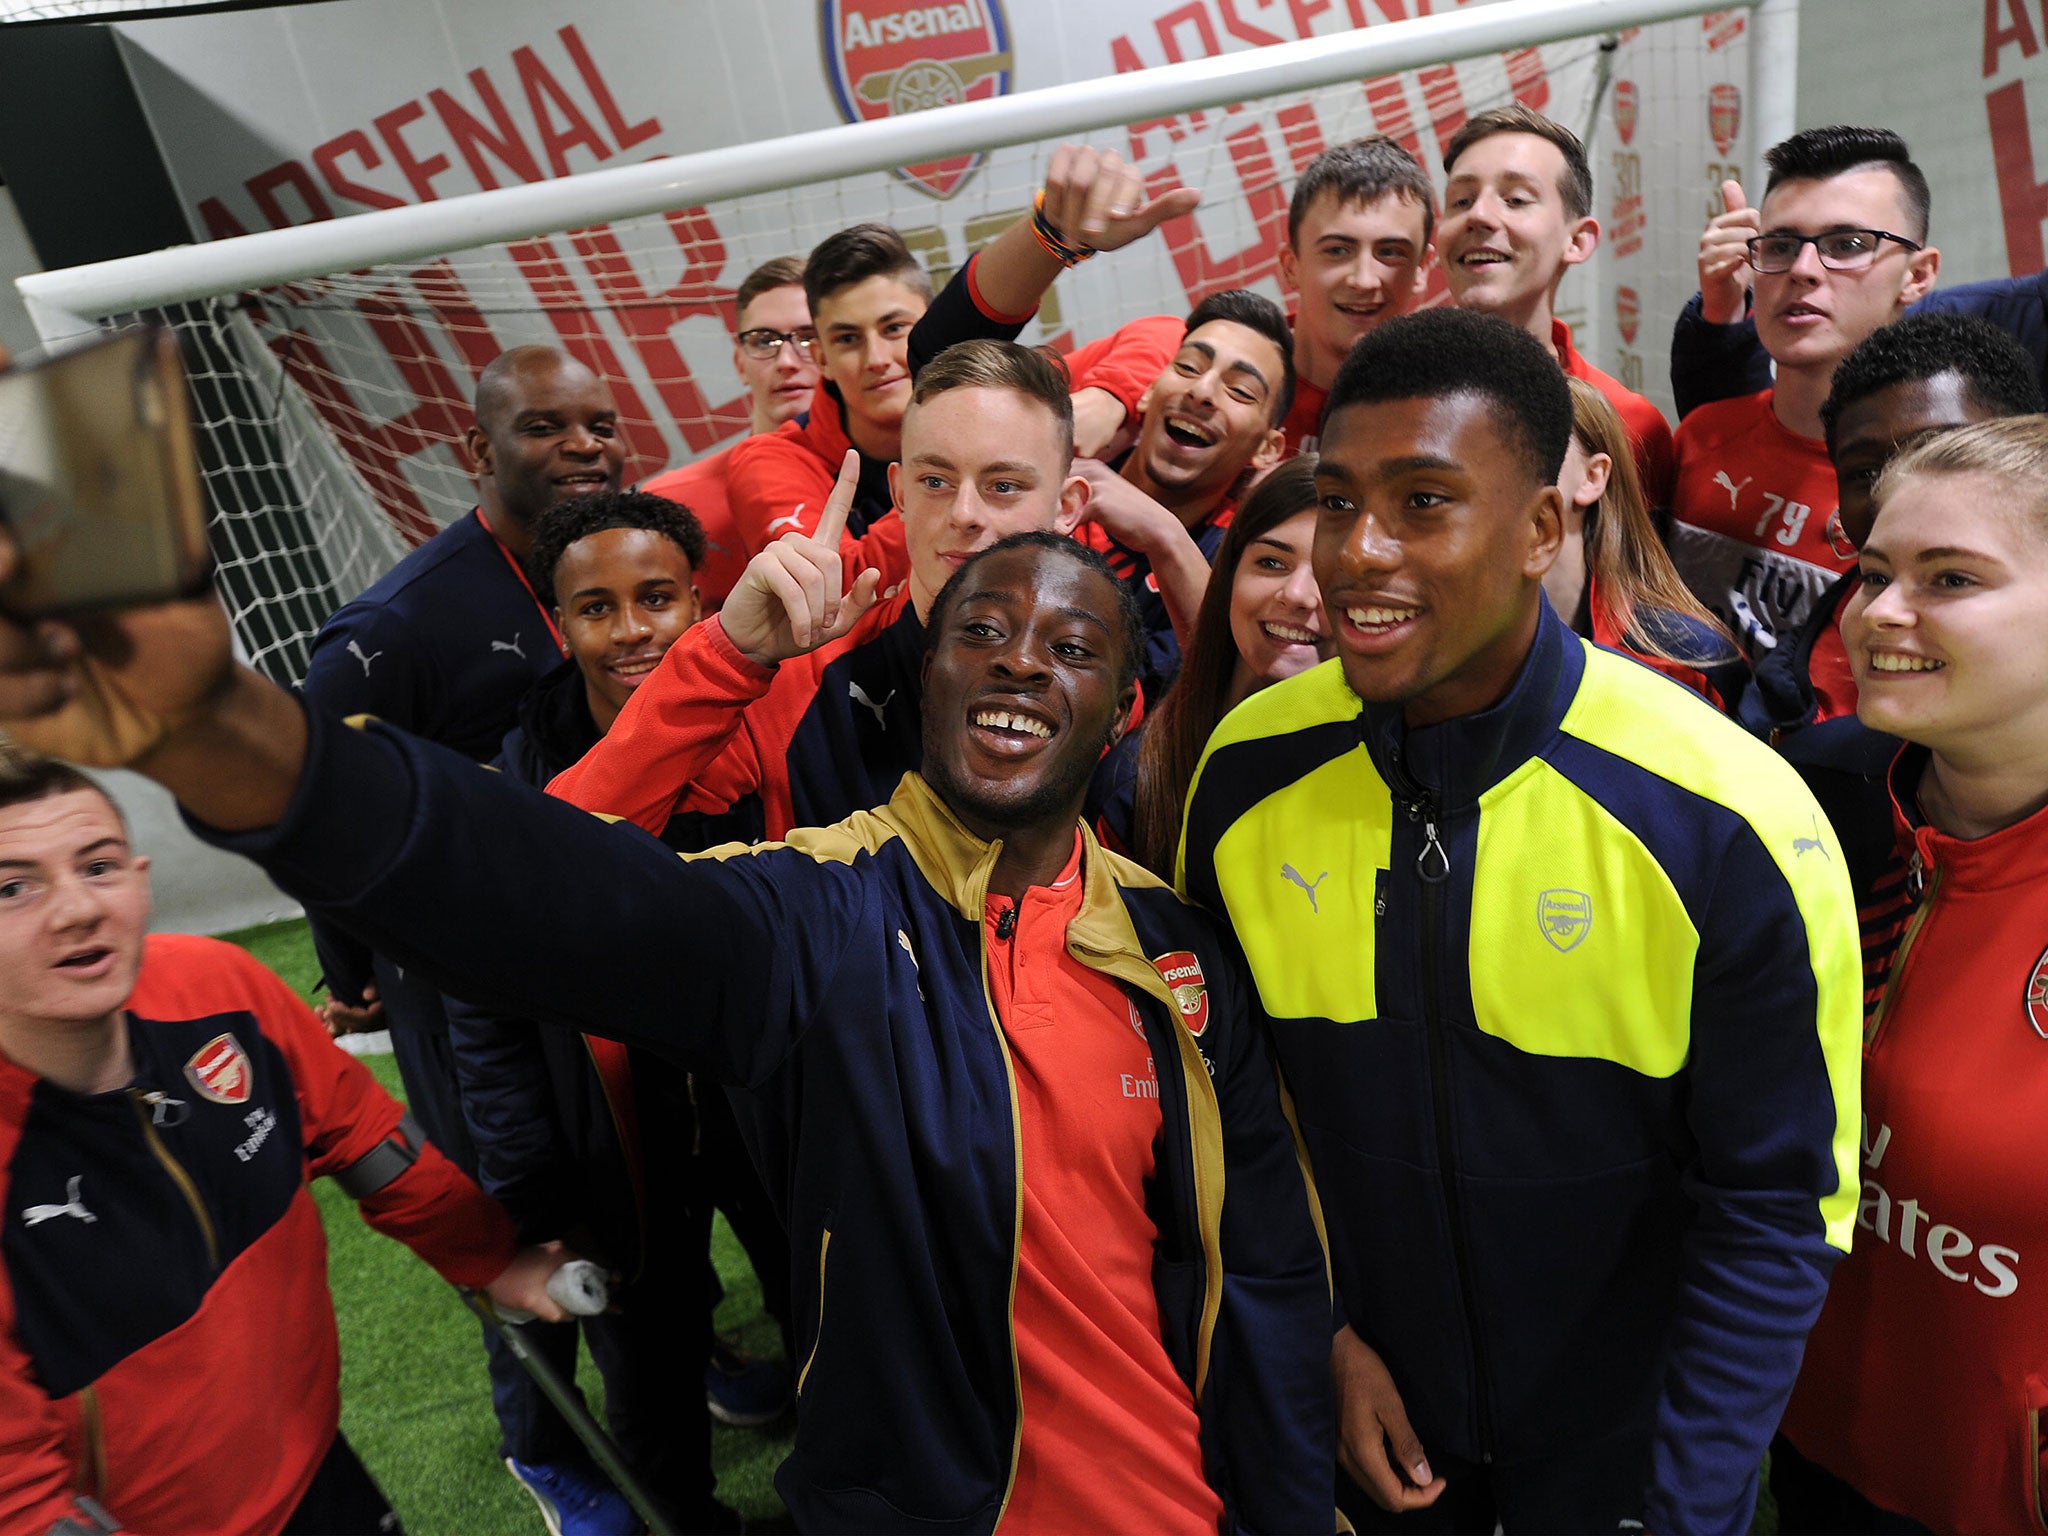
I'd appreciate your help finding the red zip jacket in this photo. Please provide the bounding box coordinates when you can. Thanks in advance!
[1780,745,2048,1534]
[548,591,915,839]
[639,445,750,610]
[0,934,514,1536]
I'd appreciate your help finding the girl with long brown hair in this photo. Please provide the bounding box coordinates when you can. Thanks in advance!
[1551,378,1748,708]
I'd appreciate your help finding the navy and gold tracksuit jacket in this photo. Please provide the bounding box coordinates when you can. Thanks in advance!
[1180,604,1862,1536]
[202,707,1333,1536]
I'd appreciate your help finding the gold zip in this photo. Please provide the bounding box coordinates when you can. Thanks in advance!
[1865,857,1940,1049]
[796,1228,831,1398]
[74,1385,106,1500]
[977,875,1028,1529]
[128,1090,218,1269]
[2032,1401,2048,1533]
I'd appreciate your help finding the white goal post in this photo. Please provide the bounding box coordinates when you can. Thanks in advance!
[13,0,1796,681]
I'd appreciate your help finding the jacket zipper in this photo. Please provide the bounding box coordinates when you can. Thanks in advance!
[980,901,1027,1523]
[796,1228,831,1398]
[75,1384,106,1501]
[1409,798,1495,1462]
[1865,852,1938,1049]
[127,1090,219,1270]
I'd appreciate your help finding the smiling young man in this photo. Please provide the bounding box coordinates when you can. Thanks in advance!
[0,752,570,1536]
[0,509,1333,1534]
[549,339,1097,841]
[295,341,627,1522]
[1078,288,1294,695]
[641,255,818,611]
[1178,307,1861,1536]
[1277,135,1437,455]
[444,489,770,1534]
[1669,128,1941,662]
[723,146,1200,566]
[1438,106,1674,507]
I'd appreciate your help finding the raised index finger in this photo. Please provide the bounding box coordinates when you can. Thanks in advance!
[811,448,861,549]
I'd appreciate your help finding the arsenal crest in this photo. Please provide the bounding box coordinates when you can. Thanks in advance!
[1537,890,1592,953]
[1708,82,1742,157]
[1152,951,1211,1037]
[821,0,1014,199]
[1615,286,1640,346]
[2027,944,2048,1039]
[185,1032,252,1105]
[1613,80,1638,146]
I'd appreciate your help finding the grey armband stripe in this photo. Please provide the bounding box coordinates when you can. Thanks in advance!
[48,1496,120,1534]
[333,1112,426,1199]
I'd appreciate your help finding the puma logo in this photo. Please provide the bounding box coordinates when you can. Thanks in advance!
[1794,815,1829,860]
[23,1176,95,1227]
[491,635,526,658]
[768,507,805,534]
[1713,470,1752,512]
[346,640,382,677]
[1280,863,1330,912]
[850,682,895,730]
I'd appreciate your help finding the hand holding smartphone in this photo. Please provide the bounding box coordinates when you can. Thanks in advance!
[0,326,212,616]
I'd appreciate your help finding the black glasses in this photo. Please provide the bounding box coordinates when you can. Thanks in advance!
[1744,229,1923,274]
[736,327,818,361]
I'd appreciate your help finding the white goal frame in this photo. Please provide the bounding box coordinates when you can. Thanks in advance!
[17,0,1799,341]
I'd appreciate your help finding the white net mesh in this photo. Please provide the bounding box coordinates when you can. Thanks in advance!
[105,10,1746,682]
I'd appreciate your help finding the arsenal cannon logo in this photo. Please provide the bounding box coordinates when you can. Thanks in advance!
[1151,951,1211,1037]
[822,1,1014,199]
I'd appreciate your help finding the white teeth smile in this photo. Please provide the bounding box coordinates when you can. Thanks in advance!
[1263,622,1319,644]
[1346,605,1421,628]
[1869,653,1943,672]
[973,709,1052,738]
[1164,416,1217,446]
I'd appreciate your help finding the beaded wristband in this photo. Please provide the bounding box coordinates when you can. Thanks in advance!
[1031,191,1096,267]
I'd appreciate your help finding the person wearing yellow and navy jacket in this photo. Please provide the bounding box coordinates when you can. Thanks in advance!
[140,535,1334,1536]
[1179,309,1862,1536]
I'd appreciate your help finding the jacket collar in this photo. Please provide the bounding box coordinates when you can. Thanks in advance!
[1357,594,1583,811]
[1887,744,2048,891]
[875,773,1179,996]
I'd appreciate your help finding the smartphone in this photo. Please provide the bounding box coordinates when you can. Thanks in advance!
[0,325,212,615]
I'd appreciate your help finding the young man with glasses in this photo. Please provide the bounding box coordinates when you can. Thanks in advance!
[643,257,818,610]
[1668,127,1939,661]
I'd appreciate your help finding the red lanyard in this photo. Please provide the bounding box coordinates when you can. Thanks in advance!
[474,507,567,656]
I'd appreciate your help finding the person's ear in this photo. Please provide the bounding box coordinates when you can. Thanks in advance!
[1249,427,1287,473]
[888,459,905,515]
[465,425,494,478]
[1055,472,1089,536]
[1573,451,1612,509]
[687,583,703,626]
[1416,239,1438,278]
[1278,241,1301,293]
[551,604,566,631]
[1561,215,1600,270]
[1108,680,1138,746]
[1901,243,1941,309]
[1525,484,1567,578]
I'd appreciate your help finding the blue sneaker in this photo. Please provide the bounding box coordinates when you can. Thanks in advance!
[503,1456,639,1536]
[704,1336,792,1427]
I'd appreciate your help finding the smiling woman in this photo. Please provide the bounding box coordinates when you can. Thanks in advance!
[1772,413,2048,1535]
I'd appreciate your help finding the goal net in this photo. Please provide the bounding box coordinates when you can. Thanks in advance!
[24,0,1763,683]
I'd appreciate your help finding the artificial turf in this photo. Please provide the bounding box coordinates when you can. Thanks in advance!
[222,917,794,1534]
